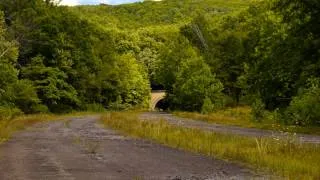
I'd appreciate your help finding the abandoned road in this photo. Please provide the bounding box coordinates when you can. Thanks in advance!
[0,115,267,180]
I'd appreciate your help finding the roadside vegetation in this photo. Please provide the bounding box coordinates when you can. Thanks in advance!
[101,112,320,179]
[0,114,57,144]
[0,111,100,145]
[0,0,319,131]
[0,1,319,176]
[174,106,320,135]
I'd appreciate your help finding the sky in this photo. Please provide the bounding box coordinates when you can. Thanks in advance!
[59,0,143,6]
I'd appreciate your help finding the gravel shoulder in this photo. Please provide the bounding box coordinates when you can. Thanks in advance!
[0,115,265,180]
[140,112,320,144]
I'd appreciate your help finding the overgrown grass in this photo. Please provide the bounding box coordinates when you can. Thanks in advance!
[0,114,57,144]
[174,106,320,135]
[101,112,320,179]
[0,111,98,145]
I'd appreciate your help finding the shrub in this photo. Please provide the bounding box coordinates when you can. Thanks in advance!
[108,96,132,111]
[223,95,236,107]
[50,104,74,114]
[30,104,49,113]
[1,80,40,113]
[285,80,320,126]
[201,97,214,114]
[0,106,23,120]
[251,98,265,122]
[85,103,106,112]
[173,57,224,111]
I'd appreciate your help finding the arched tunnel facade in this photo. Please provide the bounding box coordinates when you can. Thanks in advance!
[150,90,167,111]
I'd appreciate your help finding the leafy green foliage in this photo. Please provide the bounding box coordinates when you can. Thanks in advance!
[178,0,320,126]
[84,103,106,112]
[0,10,40,114]
[0,0,151,113]
[285,79,320,126]
[251,98,265,122]
[0,0,319,128]
[173,56,224,111]
[0,11,18,89]
[21,56,79,113]
[155,36,193,92]
[71,0,251,29]
[0,106,23,120]
[1,80,40,113]
[201,97,214,114]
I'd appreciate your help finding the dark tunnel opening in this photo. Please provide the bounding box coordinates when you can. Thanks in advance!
[155,99,170,111]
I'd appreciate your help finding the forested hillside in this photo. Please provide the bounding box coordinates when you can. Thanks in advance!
[71,0,251,29]
[0,0,320,127]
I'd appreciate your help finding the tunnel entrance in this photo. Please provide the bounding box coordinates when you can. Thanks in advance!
[154,99,169,111]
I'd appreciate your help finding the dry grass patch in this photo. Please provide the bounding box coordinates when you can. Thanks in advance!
[174,106,320,135]
[101,112,320,179]
[0,111,98,145]
[0,114,58,144]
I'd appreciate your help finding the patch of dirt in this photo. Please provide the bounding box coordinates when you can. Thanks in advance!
[140,112,320,144]
[0,115,265,180]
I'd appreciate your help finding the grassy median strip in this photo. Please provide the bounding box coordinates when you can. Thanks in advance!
[174,107,320,135]
[101,112,320,179]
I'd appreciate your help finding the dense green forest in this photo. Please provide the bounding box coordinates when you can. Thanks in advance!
[0,0,319,126]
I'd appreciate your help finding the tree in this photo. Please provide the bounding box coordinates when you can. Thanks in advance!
[116,53,150,107]
[181,14,248,105]
[21,56,79,113]
[155,36,195,92]
[0,11,19,90]
[0,10,40,113]
[1,80,40,113]
[172,54,224,111]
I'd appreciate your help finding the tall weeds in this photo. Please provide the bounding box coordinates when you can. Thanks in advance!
[174,107,320,135]
[0,114,58,144]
